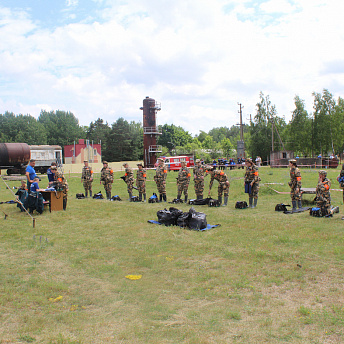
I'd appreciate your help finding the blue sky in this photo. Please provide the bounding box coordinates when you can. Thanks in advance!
[1,0,344,134]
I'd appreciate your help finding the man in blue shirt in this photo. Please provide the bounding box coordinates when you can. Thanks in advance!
[25,159,37,190]
[47,163,57,186]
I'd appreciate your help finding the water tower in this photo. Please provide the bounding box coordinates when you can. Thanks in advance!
[140,96,162,168]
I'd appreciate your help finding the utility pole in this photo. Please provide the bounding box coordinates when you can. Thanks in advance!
[267,102,274,152]
[238,103,244,141]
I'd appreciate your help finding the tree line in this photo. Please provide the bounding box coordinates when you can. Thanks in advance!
[1,89,343,162]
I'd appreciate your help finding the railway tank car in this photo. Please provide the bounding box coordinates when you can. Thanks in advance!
[0,143,62,175]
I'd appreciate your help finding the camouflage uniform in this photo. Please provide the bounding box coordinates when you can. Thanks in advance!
[316,177,331,215]
[208,169,230,205]
[136,167,147,201]
[124,166,134,193]
[338,164,344,202]
[177,165,191,202]
[244,164,260,199]
[100,165,114,199]
[289,166,302,201]
[193,164,205,199]
[81,165,93,197]
[154,162,167,201]
[55,170,69,210]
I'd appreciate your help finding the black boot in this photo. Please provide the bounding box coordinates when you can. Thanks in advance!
[90,190,92,198]
[143,194,146,202]
[222,196,228,206]
[85,190,88,198]
[159,194,163,202]
[163,194,167,202]
[184,195,188,203]
[249,197,253,208]
[129,192,133,201]
[177,194,181,200]
[298,200,302,209]
[292,200,297,211]
[108,192,111,200]
[139,193,142,201]
[63,198,67,210]
[218,196,222,205]
[253,198,257,208]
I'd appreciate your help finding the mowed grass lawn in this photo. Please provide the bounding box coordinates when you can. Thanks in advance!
[1,166,344,344]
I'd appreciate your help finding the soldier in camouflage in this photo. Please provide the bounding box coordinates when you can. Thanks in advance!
[316,170,339,216]
[154,158,167,202]
[288,159,302,210]
[81,160,93,198]
[206,166,230,206]
[177,161,191,203]
[55,169,69,210]
[123,163,134,200]
[193,159,205,200]
[244,158,260,208]
[100,161,114,200]
[136,163,146,202]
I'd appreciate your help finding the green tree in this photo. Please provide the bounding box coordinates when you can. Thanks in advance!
[158,124,193,150]
[38,110,85,147]
[287,96,312,156]
[0,112,47,144]
[86,118,112,159]
[221,138,234,159]
[248,92,286,161]
[312,89,336,156]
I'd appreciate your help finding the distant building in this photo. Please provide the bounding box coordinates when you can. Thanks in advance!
[64,139,101,164]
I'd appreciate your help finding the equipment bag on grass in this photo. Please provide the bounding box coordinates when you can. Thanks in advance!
[188,207,207,230]
[235,201,248,209]
[93,192,104,199]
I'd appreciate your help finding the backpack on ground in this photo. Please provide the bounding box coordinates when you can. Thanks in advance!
[235,201,248,209]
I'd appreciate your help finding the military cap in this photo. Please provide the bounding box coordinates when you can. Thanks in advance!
[319,170,327,176]
[122,163,128,166]
[246,158,253,164]
[102,161,108,164]
[137,163,143,166]
[289,159,297,163]
[157,158,164,162]
[84,160,88,162]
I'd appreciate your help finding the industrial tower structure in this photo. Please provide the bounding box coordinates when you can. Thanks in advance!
[140,96,162,168]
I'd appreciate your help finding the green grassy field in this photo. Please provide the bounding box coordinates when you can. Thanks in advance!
[1,166,344,344]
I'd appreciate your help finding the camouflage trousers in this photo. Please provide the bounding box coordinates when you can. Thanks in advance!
[316,196,331,215]
[126,179,134,193]
[136,180,146,194]
[177,181,189,197]
[249,183,259,199]
[103,181,112,193]
[290,186,301,201]
[217,182,229,198]
[155,179,166,195]
[83,180,92,192]
[194,180,204,197]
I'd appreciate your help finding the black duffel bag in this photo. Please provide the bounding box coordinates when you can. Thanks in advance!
[177,212,190,227]
[188,207,207,230]
[157,209,176,226]
[235,201,248,209]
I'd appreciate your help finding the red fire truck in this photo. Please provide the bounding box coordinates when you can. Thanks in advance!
[155,156,195,171]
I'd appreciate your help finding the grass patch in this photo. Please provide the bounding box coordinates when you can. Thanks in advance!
[0,166,344,343]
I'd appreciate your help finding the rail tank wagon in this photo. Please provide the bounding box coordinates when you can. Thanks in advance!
[0,143,30,174]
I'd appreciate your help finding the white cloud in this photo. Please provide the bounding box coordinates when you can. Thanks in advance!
[0,0,344,135]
